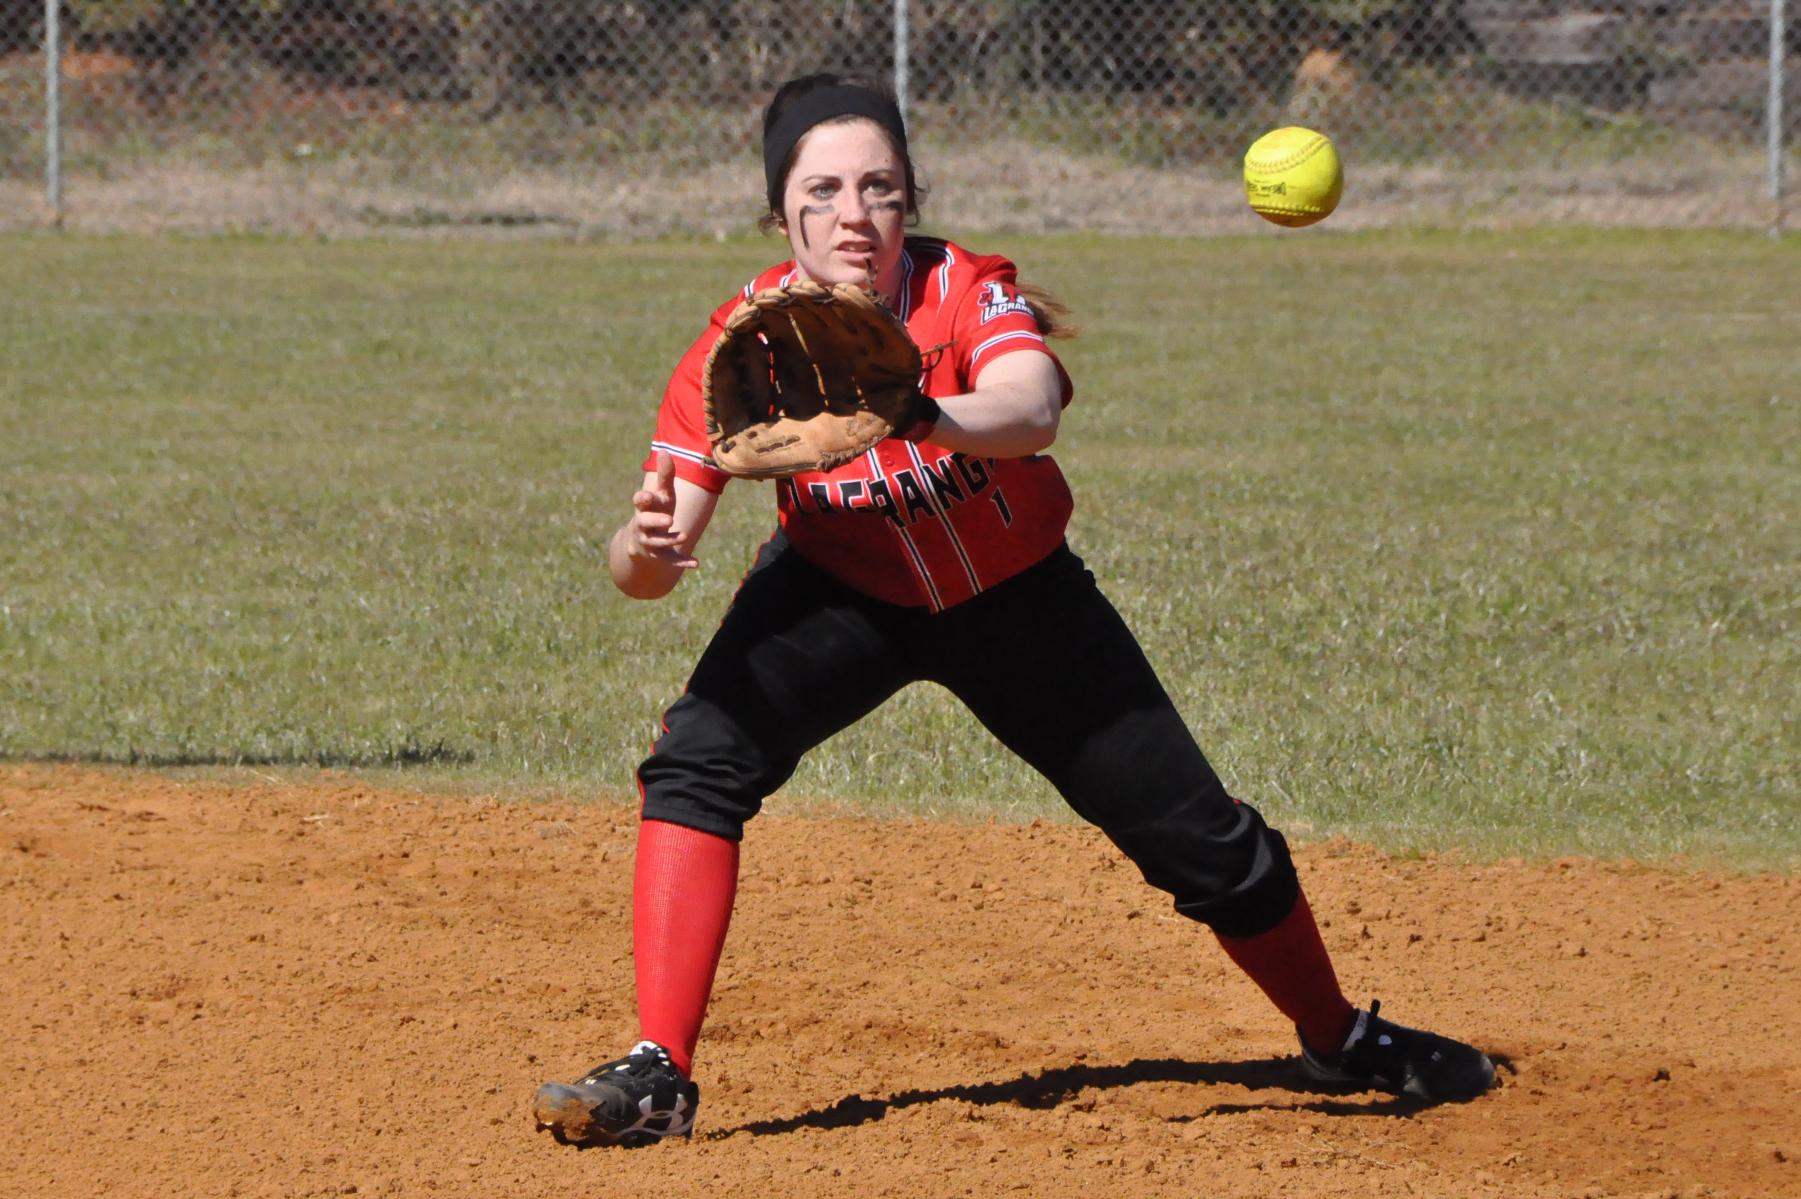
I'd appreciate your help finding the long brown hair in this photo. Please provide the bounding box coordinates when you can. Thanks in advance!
[1016,282,1077,340]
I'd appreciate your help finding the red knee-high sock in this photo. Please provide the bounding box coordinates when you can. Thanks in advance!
[1214,890,1357,1053]
[633,819,738,1077]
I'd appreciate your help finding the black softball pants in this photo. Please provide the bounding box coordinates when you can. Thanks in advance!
[636,536,1300,938]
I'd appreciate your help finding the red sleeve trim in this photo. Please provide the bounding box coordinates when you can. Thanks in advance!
[644,440,729,493]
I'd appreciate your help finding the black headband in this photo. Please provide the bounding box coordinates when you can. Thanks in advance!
[763,84,910,214]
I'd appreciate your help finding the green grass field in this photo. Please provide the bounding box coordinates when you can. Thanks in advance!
[1,229,1796,867]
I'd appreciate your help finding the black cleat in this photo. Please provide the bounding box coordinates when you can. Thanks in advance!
[1300,1000,1496,1103]
[532,1041,699,1147]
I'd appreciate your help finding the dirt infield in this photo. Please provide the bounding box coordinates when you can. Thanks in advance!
[3,764,1796,1198]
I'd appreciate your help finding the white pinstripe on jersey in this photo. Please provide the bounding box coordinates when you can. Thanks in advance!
[896,251,916,322]
[863,445,944,612]
[903,442,983,598]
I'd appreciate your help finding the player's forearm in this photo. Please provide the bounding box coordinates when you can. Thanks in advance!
[927,381,1060,458]
[608,521,685,600]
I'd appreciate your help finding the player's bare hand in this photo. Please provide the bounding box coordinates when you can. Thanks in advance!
[626,452,699,570]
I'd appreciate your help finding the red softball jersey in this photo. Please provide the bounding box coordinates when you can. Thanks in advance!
[645,236,1076,612]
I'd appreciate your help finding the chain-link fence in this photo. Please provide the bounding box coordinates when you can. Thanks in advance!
[2,1,1794,235]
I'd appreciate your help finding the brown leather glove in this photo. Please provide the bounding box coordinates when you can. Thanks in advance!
[702,281,930,479]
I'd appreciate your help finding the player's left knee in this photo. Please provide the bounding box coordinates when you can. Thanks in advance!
[1108,798,1301,939]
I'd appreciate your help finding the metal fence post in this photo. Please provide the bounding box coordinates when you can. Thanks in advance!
[44,0,63,225]
[10,3,1783,236]
[894,0,909,129]
[1774,0,1789,237]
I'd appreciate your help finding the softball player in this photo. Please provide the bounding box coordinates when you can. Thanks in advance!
[533,72,1494,1148]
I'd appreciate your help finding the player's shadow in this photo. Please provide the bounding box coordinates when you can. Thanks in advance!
[705,1054,1468,1140]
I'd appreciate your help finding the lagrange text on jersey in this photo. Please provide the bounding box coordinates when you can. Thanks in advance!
[786,450,1004,529]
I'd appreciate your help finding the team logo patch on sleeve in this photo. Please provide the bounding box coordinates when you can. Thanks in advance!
[978,281,1035,324]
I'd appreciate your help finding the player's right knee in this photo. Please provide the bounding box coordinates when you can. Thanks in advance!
[636,704,791,838]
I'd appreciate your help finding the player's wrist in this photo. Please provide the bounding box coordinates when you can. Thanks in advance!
[896,392,941,443]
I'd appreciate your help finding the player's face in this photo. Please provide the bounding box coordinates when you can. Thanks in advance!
[780,119,908,299]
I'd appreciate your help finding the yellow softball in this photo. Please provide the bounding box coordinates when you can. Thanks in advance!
[1243,127,1343,228]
